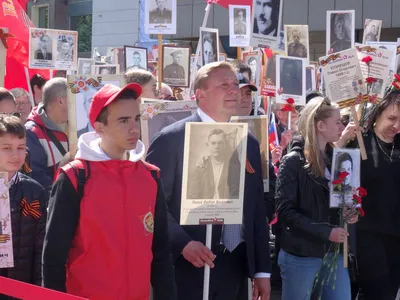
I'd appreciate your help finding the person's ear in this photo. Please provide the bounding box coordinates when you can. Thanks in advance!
[94,121,105,136]
[195,88,205,104]
[316,120,326,133]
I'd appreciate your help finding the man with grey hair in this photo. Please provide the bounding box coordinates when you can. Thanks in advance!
[10,88,32,122]
[25,78,69,193]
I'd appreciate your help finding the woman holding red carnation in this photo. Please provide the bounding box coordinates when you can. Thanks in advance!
[348,91,400,299]
[275,97,358,300]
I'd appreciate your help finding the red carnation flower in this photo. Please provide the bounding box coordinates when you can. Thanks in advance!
[332,172,349,185]
[393,82,400,89]
[281,104,293,112]
[366,77,377,84]
[357,187,368,197]
[358,207,365,217]
[394,74,400,82]
[361,56,373,64]
[266,92,276,97]
[286,98,295,105]
[353,194,362,204]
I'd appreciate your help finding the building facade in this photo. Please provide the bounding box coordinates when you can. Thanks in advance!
[27,0,400,60]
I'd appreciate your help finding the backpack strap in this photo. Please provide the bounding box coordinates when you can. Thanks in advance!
[58,160,91,200]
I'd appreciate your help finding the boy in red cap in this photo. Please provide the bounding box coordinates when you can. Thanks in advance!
[42,84,177,300]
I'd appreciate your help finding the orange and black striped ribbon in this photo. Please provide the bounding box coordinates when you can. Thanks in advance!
[246,158,255,174]
[20,199,41,220]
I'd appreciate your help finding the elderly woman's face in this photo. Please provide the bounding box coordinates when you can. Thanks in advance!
[375,103,400,141]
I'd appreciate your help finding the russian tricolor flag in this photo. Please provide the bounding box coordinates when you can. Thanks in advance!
[269,114,279,151]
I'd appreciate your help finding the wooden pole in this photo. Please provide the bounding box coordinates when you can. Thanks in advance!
[237,47,242,60]
[157,34,163,93]
[350,106,367,160]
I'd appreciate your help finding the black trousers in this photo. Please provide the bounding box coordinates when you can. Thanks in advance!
[356,230,400,300]
[175,243,248,300]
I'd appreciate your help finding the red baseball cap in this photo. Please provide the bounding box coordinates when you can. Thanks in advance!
[88,83,142,127]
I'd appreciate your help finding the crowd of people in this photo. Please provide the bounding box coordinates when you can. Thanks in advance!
[0,56,399,300]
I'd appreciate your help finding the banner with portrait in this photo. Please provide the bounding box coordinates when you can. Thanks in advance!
[326,10,355,55]
[144,0,177,34]
[229,5,251,47]
[29,28,78,70]
[181,123,248,225]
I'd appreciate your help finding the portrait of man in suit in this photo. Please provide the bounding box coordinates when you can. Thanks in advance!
[187,128,240,200]
[34,34,53,60]
[149,0,172,24]
[146,61,272,300]
[280,58,303,96]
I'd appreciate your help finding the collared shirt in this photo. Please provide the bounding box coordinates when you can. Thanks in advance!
[197,108,270,278]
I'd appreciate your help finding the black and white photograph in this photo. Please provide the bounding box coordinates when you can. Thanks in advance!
[285,25,309,62]
[67,75,125,144]
[140,101,197,154]
[200,27,219,66]
[29,28,78,70]
[396,38,400,75]
[219,53,227,62]
[330,148,360,207]
[162,45,191,87]
[250,0,283,49]
[243,50,261,86]
[362,19,382,44]
[306,65,316,94]
[366,41,397,75]
[124,46,148,72]
[180,122,248,225]
[91,64,120,75]
[231,115,269,191]
[109,47,125,73]
[144,0,177,35]
[276,55,306,105]
[77,58,95,75]
[326,10,355,55]
[229,5,251,47]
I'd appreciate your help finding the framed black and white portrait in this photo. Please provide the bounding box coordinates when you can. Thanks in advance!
[91,64,120,75]
[275,55,306,105]
[326,10,355,55]
[362,19,382,44]
[124,46,148,72]
[229,5,251,47]
[200,27,219,66]
[330,148,360,207]
[77,58,95,75]
[144,0,177,35]
[285,25,309,62]
[250,0,283,49]
[162,45,191,88]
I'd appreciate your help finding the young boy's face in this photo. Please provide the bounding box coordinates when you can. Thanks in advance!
[100,98,141,151]
[0,133,26,175]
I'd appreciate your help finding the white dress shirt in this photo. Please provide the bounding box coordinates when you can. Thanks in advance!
[197,108,270,278]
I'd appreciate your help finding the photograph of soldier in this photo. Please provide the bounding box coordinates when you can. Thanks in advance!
[246,56,258,84]
[125,46,148,71]
[34,34,52,60]
[56,37,74,62]
[186,127,241,200]
[91,65,119,75]
[149,0,172,24]
[162,46,190,87]
[233,8,247,35]
[362,19,382,43]
[279,57,303,96]
[285,25,309,60]
[328,12,353,53]
[252,0,281,37]
[200,28,219,66]
[78,58,95,75]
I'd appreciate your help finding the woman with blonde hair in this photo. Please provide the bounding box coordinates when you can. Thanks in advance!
[275,97,358,300]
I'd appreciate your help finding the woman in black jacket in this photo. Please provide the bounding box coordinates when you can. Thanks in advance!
[275,97,358,300]
[353,92,400,299]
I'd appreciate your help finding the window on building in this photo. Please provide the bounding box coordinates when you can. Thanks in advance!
[70,15,92,53]
[31,5,49,28]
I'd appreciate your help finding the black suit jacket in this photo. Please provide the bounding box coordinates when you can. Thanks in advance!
[146,113,271,278]
[34,50,52,60]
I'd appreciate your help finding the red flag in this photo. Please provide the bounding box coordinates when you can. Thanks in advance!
[207,0,252,9]
[17,0,28,11]
[1,0,49,90]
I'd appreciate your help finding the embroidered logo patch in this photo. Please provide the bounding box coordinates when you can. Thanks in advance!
[141,212,154,235]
